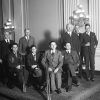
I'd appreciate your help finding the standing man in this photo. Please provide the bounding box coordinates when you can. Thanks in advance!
[19,28,35,92]
[19,28,35,55]
[82,24,98,81]
[61,24,80,55]
[42,41,63,94]
[73,25,84,78]
[0,30,14,85]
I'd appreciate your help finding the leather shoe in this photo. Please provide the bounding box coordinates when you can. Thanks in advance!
[86,78,90,81]
[90,78,94,82]
[65,86,72,92]
[72,82,80,87]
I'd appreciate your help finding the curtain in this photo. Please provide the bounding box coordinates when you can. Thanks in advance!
[89,0,100,48]
[63,0,79,29]
[0,0,3,41]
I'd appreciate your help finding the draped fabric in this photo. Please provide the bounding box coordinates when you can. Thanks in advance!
[0,0,3,41]
[89,0,100,48]
[63,0,79,29]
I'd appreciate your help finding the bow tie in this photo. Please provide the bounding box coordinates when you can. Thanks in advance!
[66,50,70,53]
[6,39,10,43]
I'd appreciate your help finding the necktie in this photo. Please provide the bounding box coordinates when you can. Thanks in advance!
[7,39,9,43]
[27,36,29,41]
[15,53,17,57]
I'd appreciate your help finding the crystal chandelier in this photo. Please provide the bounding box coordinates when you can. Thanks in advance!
[4,19,14,31]
[69,4,89,27]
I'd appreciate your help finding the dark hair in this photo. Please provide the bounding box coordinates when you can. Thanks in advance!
[49,41,57,46]
[85,24,90,28]
[24,28,30,33]
[64,42,71,46]
[30,45,36,49]
[11,43,18,47]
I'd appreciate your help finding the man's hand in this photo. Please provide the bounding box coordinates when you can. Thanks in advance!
[85,42,90,46]
[16,65,21,69]
[48,67,52,72]
[54,68,59,73]
[32,65,37,69]
[94,45,97,48]
[0,59,2,63]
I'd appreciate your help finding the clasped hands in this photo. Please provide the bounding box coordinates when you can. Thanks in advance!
[48,67,59,73]
[31,65,37,69]
[16,65,21,69]
[85,42,90,46]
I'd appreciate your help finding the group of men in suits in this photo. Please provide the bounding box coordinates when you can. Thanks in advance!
[0,23,98,94]
[0,28,36,92]
[61,23,98,82]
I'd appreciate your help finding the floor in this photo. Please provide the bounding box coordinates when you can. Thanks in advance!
[0,72,100,100]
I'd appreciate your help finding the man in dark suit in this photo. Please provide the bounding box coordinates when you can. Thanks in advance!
[8,43,23,90]
[0,30,14,85]
[82,24,98,81]
[62,42,80,92]
[19,28,35,92]
[27,45,42,90]
[61,24,80,55]
[73,25,84,78]
[19,28,35,55]
[42,41,63,94]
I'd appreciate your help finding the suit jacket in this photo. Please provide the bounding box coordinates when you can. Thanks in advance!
[42,50,63,72]
[82,32,98,54]
[61,32,80,54]
[27,52,40,68]
[19,36,35,55]
[8,52,22,72]
[62,50,80,70]
[0,39,14,60]
[27,52,42,77]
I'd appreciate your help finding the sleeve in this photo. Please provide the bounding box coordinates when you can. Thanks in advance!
[41,51,48,68]
[94,33,98,46]
[27,54,31,67]
[18,38,23,55]
[57,51,63,70]
[0,42,2,59]
[75,51,80,65]
[8,55,16,68]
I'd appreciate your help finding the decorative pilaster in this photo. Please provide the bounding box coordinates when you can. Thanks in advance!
[63,0,79,29]
[89,0,100,50]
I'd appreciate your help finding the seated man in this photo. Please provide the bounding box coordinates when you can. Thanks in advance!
[62,42,80,92]
[8,43,23,90]
[42,41,63,94]
[27,45,43,90]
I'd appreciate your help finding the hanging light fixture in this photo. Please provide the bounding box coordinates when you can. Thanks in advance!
[4,0,14,30]
[69,4,89,27]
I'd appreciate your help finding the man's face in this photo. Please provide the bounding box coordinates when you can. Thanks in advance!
[85,25,90,33]
[50,42,57,50]
[25,29,30,36]
[32,47,37,54]
[66,24,73,32]
[12,45,18,53]
[5,32,10,39]
[75,25,79,33]
[65,43,71,50]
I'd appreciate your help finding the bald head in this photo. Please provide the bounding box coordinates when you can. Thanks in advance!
[66,24,74,32]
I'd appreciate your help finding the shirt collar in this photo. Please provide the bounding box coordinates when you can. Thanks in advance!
[66,50,71,53]
[5,39,10,42]
[86,31,90,36]
[51,50,56,54]
[25,36,29,40]
[32,53,36,56]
